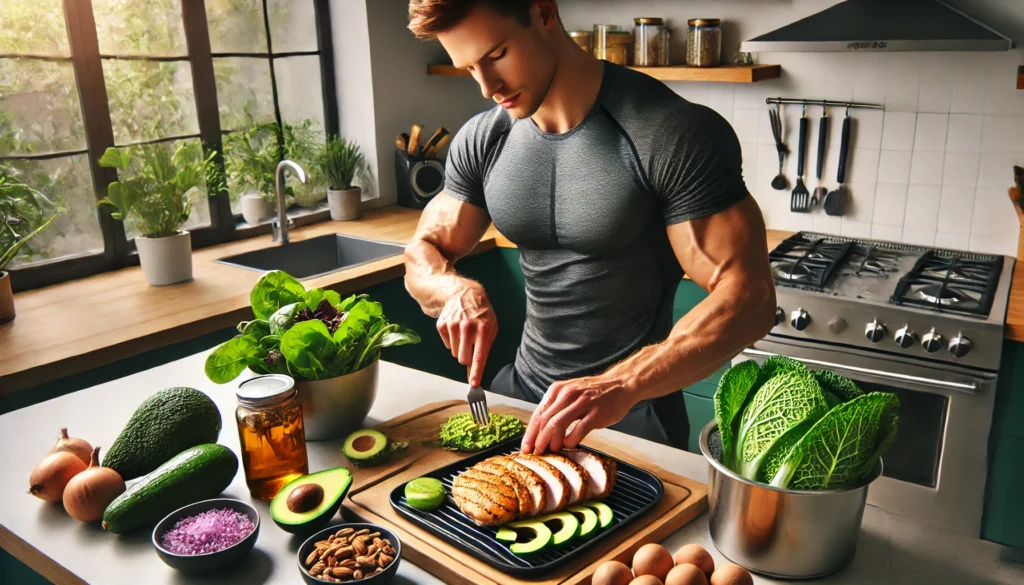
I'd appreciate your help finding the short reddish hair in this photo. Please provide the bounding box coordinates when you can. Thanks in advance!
[408,0,535,40]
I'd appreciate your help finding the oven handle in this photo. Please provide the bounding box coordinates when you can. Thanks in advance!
[740,349,981,394]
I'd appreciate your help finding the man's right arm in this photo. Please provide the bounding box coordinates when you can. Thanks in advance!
[404,192,497,387]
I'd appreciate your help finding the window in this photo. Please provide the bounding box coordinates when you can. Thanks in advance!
[0,0,338,291]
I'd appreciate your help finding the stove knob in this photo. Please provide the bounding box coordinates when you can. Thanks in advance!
[790,308,811,331]
[949,333,972,358]
[775,307,785,326]
[865,320,887,343]
[894,325,916,349]
[922,329,944,353]
[828,317,847,334]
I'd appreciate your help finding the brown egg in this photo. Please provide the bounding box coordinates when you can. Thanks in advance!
[630,576,664,585]
[593,560,634,585]
[673,544,715,577]
[632,543,674,581]
[664,563,709,585]
[709,563,754,585]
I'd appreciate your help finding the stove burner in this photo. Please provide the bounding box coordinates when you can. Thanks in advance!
[844,244,900,278]
[773,262,812,281]
[769,234,852,291]
[891,252,1002,318]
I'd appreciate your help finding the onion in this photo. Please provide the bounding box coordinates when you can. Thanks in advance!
[63,447,125,522]
[50,427,92,465]
[29,451,87,502]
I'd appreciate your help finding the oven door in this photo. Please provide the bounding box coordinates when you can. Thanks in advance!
[738,340,997,537]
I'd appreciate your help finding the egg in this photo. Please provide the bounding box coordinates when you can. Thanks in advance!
[673,544,715,577]
[593,560,634,585]
[664,563,709,585]
[630,575,665,585]
[632,543,674,581]
[709,563,754,585]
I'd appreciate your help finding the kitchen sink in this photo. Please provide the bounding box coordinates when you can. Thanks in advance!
[217,234,406,279]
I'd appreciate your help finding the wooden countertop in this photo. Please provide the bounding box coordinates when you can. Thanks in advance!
[0,210,1018,394]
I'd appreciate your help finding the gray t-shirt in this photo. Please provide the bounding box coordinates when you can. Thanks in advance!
[444,61,748,400]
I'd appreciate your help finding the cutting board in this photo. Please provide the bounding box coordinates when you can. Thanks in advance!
[340,400,708,585]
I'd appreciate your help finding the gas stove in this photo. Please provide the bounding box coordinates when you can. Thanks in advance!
[767,232,1014,373]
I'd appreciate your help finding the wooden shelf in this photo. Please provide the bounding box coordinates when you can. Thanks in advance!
[427,63,781,83]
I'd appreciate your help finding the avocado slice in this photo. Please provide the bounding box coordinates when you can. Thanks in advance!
[538,511,580,547]
[270,467,352,534]
[584,501,614,528]
[567,505,599,539]
[342,429,390,466]
[499,519,553,555]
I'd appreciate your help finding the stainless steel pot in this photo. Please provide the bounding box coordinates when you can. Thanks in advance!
[295,360,379,441]
[699,420,880,579]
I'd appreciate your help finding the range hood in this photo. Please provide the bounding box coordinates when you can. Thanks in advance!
[740,0,1014,53]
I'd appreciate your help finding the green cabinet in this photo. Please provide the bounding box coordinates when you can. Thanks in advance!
[982,340,1024,548]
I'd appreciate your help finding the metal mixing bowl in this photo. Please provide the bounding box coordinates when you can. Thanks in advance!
[296,359,379,441]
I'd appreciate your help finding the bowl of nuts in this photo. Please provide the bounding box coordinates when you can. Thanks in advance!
[297,522,402,584]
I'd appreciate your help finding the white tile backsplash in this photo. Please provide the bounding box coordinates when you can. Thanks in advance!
[877,151,913,184]
[844,182,876,223]
[935,232,971,250]
[904,184,941,231]
[881,112,918,151]
[981,115,1021,153]
[902,227,936,247]
[909,150,945,186]
[872,224,905,242]
[937,186,976,234]
[950,61,988,115]
[849,149,880,184]
[945,114,984,153]
[873,183,909,226]
[971,187,1019,249]
[977,152,1020,189]
[885,57,922,113]
[853,109,884,151]
[732,109,761,145]
[913,113,948,152]
[918,58,953,114]
[941,152,980,188]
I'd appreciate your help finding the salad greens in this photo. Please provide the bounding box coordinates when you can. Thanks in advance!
[714,355,899,491]
[439,412,526,451]
[205,270,420,383]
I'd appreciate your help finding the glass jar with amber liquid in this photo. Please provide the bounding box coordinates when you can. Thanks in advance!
[235,374,309,500]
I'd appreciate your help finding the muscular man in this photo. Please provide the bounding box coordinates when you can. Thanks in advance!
[403,0,775,453]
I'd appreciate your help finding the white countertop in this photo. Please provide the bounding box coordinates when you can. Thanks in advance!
[1,350,1023,584]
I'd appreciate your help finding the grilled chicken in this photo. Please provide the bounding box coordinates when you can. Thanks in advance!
[451,449,616,526]
[541,453,591,504]
[564,448,617,499]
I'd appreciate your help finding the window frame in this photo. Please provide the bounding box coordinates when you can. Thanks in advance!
[4,0,338,292]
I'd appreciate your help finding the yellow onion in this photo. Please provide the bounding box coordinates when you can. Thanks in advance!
[29,451,87,502]
[63,447,125,522]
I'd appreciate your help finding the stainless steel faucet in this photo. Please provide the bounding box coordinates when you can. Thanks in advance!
[272,160,306,243]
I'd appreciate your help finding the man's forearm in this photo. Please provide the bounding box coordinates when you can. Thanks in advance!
[404,238,478,318]
[604,277,776,402]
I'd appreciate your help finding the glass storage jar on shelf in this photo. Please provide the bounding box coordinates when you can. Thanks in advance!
[633,18,670,66]
[569,30,592,55]
[593,25,631,65]
[235,374,309,500]
[685,18,722,67]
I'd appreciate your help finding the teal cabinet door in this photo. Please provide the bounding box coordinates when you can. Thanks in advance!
[683,392,714,454]
[982,434,1024,548]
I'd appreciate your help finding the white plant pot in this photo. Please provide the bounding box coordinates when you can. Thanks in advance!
[241,193,271,226]
[328,187,362,221]
[135,231,193,286]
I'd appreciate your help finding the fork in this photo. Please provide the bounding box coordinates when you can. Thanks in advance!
[467,385,490,427]
[790,104,810,213]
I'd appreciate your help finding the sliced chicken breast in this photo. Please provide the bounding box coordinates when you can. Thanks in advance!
[512,454,569,513]
[564,449,617,500]
[451,470,518,526]
[475,459,533,518]
[481,455,547,517]
[541,453,591,504]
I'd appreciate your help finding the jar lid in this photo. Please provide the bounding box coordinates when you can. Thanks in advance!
[688,18,721,27]
[634,18,665,25]
[237,374,296,407]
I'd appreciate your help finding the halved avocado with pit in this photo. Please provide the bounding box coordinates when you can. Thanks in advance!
[567,505,599,539]
[496,519,553,555]
[584,501,614,528]
[342,428,390,466]
[269,467,352,534]
[537,511,580,547]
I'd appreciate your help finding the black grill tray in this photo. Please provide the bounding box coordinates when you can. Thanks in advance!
[388,438,664,577]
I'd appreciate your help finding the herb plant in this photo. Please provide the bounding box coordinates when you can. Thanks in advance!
[319,134,365,191]
[714,355,899,490]
[205,270,420,383]
[223,118,324,205]
[0,168,59,271]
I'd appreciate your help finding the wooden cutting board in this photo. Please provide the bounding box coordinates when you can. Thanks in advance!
[340,400,708,585]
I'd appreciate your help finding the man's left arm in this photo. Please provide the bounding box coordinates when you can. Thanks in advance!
[521,195,776,453]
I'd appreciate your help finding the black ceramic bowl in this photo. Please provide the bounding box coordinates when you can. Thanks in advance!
[297,522,402,584]
[152,498,260,574]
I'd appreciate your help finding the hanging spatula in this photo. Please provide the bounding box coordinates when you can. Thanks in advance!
[790,104,810,213]
[823,110,852,216]
[812,107,829,209]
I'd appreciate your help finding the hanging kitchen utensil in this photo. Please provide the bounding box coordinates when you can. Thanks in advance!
[770,103,788,191]
[812,107,829,209]
[823,108,852,216]
[790,103,810,212]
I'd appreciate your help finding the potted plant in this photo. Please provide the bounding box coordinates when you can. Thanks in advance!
[204,270,420,440]
[0,169,59,324]
[98,142,221,286]
[319,134,366,221]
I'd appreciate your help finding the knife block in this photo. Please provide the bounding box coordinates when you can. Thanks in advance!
[395,148,445,210]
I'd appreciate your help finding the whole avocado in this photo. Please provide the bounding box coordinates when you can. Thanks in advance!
[103,387,223,480]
